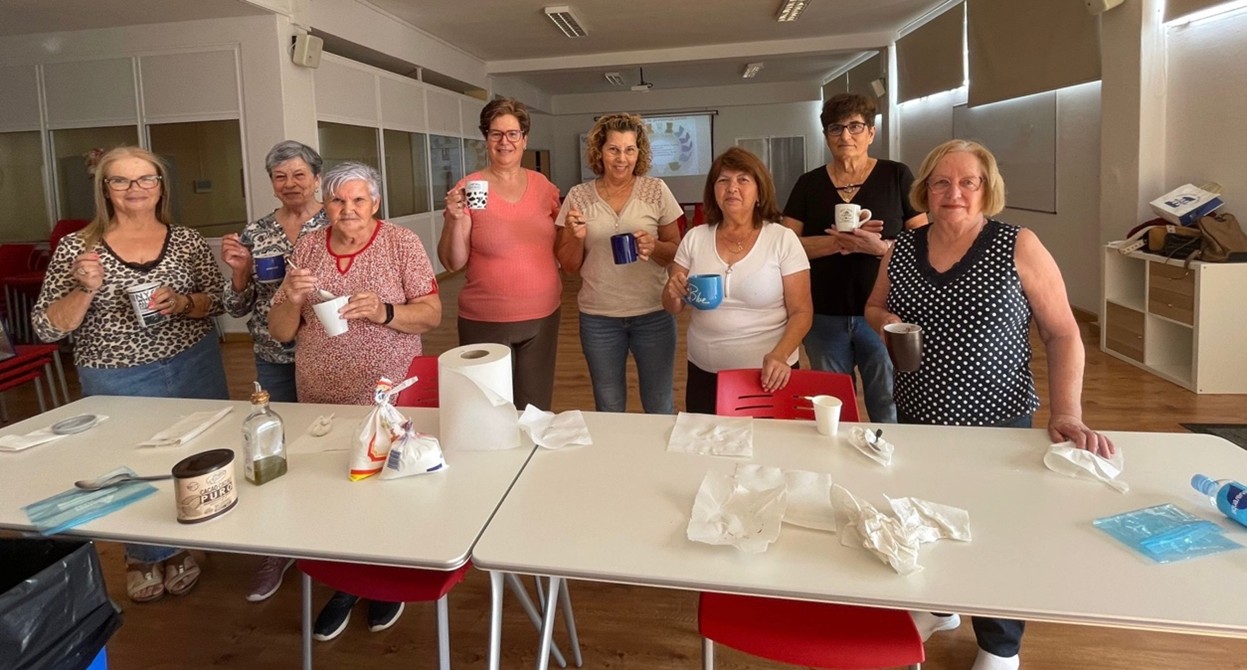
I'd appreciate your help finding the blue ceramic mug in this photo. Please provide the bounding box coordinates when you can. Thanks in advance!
[684,273,723,310]
[254,253,286,283]
[611,233,638,264]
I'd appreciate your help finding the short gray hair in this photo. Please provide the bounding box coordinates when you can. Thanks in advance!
[265,140,323,177]
[322,161,382,201]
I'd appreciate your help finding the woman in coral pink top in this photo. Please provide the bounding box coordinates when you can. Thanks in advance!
[439,97,562,410]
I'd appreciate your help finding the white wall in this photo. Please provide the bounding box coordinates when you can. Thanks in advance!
[896,82,1103,312]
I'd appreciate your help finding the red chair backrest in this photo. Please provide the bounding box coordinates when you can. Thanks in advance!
[691,203,706,228]
[715,368,860,422]
[50,219,90,254]
[395,355,439,408]
[0,244,38,279]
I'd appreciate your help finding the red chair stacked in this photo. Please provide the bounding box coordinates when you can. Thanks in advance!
[2,220,89,344]
[0,345,63,422]
[702,368,923,669]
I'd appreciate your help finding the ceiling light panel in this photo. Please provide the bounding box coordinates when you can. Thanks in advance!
[604,72,624,86]
[742,62,765,79]
[776,0,809,22]
[544,5,587,38]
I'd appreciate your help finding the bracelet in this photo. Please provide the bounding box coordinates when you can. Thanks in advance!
[179,294,194,315]
[77,285,97,295]
[382,302,395,325]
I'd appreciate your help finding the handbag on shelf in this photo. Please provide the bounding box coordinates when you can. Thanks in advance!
[1196,212,1247,263]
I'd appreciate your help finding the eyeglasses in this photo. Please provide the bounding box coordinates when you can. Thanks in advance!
[487,130,524,143]
[927,176,985,193]
[824,122,869,136]
[103,175,162,191]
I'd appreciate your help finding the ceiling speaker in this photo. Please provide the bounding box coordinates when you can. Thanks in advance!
[292,33,323,68]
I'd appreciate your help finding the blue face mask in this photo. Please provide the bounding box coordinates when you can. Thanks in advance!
[23,467,158,536]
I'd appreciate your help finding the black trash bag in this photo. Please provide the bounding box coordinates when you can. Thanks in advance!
[0,538,122,670]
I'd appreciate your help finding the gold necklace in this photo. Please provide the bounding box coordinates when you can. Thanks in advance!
[719,225,756,254]
[600,177,635,201]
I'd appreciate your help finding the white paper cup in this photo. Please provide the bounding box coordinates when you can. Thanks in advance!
[124,281,166,328]
[465,180,489,210]
[312,296,349,337]
[834,204,872,232]
[811,395,843,436]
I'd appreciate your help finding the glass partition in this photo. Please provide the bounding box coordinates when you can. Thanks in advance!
[0,131,51,242]
[383,129,430,218]
[149,120,248,237]
[429,135,463,211]
[51,126,138,221]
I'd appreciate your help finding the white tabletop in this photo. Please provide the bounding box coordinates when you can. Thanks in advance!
[0,396,534,569]
[471,412,1247,638]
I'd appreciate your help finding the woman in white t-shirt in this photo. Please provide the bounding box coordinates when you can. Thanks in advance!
[663,147,813,414]
[556,113,683,413]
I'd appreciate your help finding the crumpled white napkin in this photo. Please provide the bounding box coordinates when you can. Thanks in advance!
[782,469,836,531]
[687,464,787,554]
[137,407,233,447]
[667,412,753,457]
[1043,441,1128,493]
[848,426,895,466]
[833,484,971,575]
[0,416,112,452]
[518,405,592,450]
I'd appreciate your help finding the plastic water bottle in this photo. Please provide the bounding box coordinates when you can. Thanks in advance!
[1191,475,1247,529]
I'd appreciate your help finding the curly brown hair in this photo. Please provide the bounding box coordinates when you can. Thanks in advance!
[584,113,651,177]
[478,97,531,137]
[702,147,781,228]
[820,93,877,131]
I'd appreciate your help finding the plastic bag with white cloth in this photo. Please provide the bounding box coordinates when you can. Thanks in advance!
[1043,441,1129,493]
[350,376,415,481]
[847,426,894,466]
[380,420,447,480]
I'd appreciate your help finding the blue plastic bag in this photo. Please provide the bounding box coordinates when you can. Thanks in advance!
[1093,503,1243,563]
[22,468,157,536]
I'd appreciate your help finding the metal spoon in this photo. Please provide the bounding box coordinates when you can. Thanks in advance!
[864,428,885,452]
[74,473,173,491]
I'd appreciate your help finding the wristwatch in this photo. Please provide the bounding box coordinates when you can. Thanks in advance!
[382,303,395,325]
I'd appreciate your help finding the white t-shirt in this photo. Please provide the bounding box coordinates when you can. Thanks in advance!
[556,176,683,317]
[673,222,810,372]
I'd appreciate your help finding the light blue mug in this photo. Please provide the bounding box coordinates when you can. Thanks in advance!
[684,273,723,310]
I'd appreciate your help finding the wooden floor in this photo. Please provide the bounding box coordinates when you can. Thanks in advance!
[4,272,1247,669]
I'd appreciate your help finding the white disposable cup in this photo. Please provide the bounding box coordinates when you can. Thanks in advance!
[811,395,843,437]
[124,281,165,328]
[465,180,489,210]
[312,296,349,337]
[834,204,872,232]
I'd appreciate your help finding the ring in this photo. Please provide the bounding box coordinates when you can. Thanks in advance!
[76,268,86,276]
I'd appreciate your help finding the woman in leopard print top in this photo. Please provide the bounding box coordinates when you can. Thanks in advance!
[31,146,227,602]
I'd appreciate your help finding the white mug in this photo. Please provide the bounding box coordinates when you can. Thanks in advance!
[834,203,872,232]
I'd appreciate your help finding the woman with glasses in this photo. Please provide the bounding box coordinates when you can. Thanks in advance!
[32,146,228,603]
[439,97,562,410]
[865,139,1114,670]
[782,93,926,423]
[555,113,683,414]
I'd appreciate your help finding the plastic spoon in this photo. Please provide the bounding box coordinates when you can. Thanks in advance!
[74,472,173,491]
[285,258,335,300]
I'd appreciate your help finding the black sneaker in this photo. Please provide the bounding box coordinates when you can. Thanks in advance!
[313,591,359,641]
[367,600,405,632]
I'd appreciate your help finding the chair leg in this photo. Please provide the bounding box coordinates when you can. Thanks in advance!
[437,594,450,670]
[535,576,561,670]
[701,637,715,670]
[488,571,505,670]
[503,574,568,668]
[42,363,58,407]
[302,573,313,670]
[557,579,582,667]
[51,353,70,404]
[34,377,46,413]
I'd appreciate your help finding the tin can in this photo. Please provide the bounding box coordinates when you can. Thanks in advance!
[172,449,238,524]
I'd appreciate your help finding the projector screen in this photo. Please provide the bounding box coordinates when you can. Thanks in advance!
[580,112,715,203]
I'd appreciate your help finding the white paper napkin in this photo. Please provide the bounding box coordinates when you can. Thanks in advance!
[518,405,592,450]
[1043,441,1129,493]
[667,412,753,457]
[0,416,112,452]
[848,426,894,466]
[833,485,971,575]
[782,469,836,531]
[687,464,787,554]
[137,407,233,447]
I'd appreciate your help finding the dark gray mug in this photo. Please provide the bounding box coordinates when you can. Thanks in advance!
[884,323,923,372]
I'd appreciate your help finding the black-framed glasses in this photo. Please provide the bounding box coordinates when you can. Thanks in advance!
[487,130,524,143]
[103,175,162,191]
[825,122,869,136]
[927,176,985,193]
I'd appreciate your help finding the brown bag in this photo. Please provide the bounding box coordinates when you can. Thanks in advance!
[1197,212,1247,262]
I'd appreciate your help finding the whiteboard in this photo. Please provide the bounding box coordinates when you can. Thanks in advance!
[952,92,1056,213]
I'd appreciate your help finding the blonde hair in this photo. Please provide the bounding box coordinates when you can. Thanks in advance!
[909,139,1007,217]
[584,113,651,177]
[82,146,174,248]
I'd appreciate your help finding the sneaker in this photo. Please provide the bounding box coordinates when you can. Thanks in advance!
[971,648,1020,670]
[313,591,359,641]
[246,556,295,602]
[367,600,405,633]
[910,611,961,641]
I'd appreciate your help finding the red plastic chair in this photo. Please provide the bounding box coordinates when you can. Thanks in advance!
[0,346,59,421]
[395,355,439,408]
[703,369,921,669]
[297,560,472,669]
[691,202,706,228]
[715,368,860,422]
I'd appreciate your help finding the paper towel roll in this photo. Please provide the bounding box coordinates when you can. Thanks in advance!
[438,343,521,450]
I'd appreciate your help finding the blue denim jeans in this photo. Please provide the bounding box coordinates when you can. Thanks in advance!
[255,357,298,403]
[579,310,676,414]
[803,315,896,423]
[77,332,228,563]
[899,411,1032,656]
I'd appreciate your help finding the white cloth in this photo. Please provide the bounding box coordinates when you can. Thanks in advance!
[0,416,111,452]
[556,177,683,317]
[833,485,971,575]
[674,222,809,372]
[517,405,593,450]
[687,464,787,554]
[137,407,232,447]
[667,412,753,457]
[1043,441,1129,493]
[781,469,837,531]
